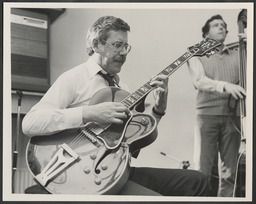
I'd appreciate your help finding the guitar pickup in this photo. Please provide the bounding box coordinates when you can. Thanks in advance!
[35,143,79,186]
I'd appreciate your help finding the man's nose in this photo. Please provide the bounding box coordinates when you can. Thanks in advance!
[219,24,225,30]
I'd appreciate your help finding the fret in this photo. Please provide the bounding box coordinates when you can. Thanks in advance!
[178,54,190,62]
[124,99,133,105]
[183,51,192,59]
[161,70,169,75]
[121,100,131,107]
[144,83,153,90]
[164,66,174,74]
[170,63,177,69]
[124,92,142,104]
[139,86,148,93]
[126,96,136,103]
[173,59,182,67]
[123,99,135,109]
[135,90,144,97]
[131,93,141,100]
[137,87,146,95]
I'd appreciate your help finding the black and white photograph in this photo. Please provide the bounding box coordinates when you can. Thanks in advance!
[2,1,254,202]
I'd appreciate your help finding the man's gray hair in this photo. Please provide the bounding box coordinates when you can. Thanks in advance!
[86,16,130,56]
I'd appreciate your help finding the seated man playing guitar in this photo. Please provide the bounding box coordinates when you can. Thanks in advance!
[22,16,208,196]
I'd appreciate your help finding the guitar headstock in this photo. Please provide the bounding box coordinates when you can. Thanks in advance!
[188,38,221,58]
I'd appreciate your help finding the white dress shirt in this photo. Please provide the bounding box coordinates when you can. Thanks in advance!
[22,58,126,136]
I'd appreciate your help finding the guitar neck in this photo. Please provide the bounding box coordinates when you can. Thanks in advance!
[121,50,196,109]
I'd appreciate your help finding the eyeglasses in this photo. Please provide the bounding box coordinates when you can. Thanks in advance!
[102,40,131,53]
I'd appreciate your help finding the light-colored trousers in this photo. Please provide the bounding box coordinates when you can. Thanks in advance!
[193,115,241,197]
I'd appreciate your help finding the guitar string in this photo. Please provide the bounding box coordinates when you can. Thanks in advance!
[68,132,86,147]
[84,125,104,145]
[69,132,90,148]
[68,127,92,147]
[69,127,94,147]
[68,125,102,148]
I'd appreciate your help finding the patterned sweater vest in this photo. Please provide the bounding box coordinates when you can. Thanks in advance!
[197,49,239,115]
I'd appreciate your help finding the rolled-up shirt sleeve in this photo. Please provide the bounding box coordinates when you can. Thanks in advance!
[187,57,228,93]
[22,73,84,137]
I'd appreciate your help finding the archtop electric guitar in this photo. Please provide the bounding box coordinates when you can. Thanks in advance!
[26,38,221,194]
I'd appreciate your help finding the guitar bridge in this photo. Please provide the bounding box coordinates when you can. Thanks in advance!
[35,143,79,186]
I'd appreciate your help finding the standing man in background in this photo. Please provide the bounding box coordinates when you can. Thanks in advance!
[23,15,208,196]
[187,14,246,197]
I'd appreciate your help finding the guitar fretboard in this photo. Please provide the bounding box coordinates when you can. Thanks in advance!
[121,49,198,109]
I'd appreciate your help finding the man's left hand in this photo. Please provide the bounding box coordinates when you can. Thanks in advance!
[150,74,169,113]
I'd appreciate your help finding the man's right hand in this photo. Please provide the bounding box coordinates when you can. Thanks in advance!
[82,102,130,125]
[224,83,246,100]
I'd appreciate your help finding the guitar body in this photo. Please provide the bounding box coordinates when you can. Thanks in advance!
[26,87,158,194]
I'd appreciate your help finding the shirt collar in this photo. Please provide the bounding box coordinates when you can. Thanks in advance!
[86,57,105,79]
[86,57,120,84]
[220,45,231,54]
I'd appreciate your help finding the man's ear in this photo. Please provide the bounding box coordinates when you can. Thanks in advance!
[92,39,99,53]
